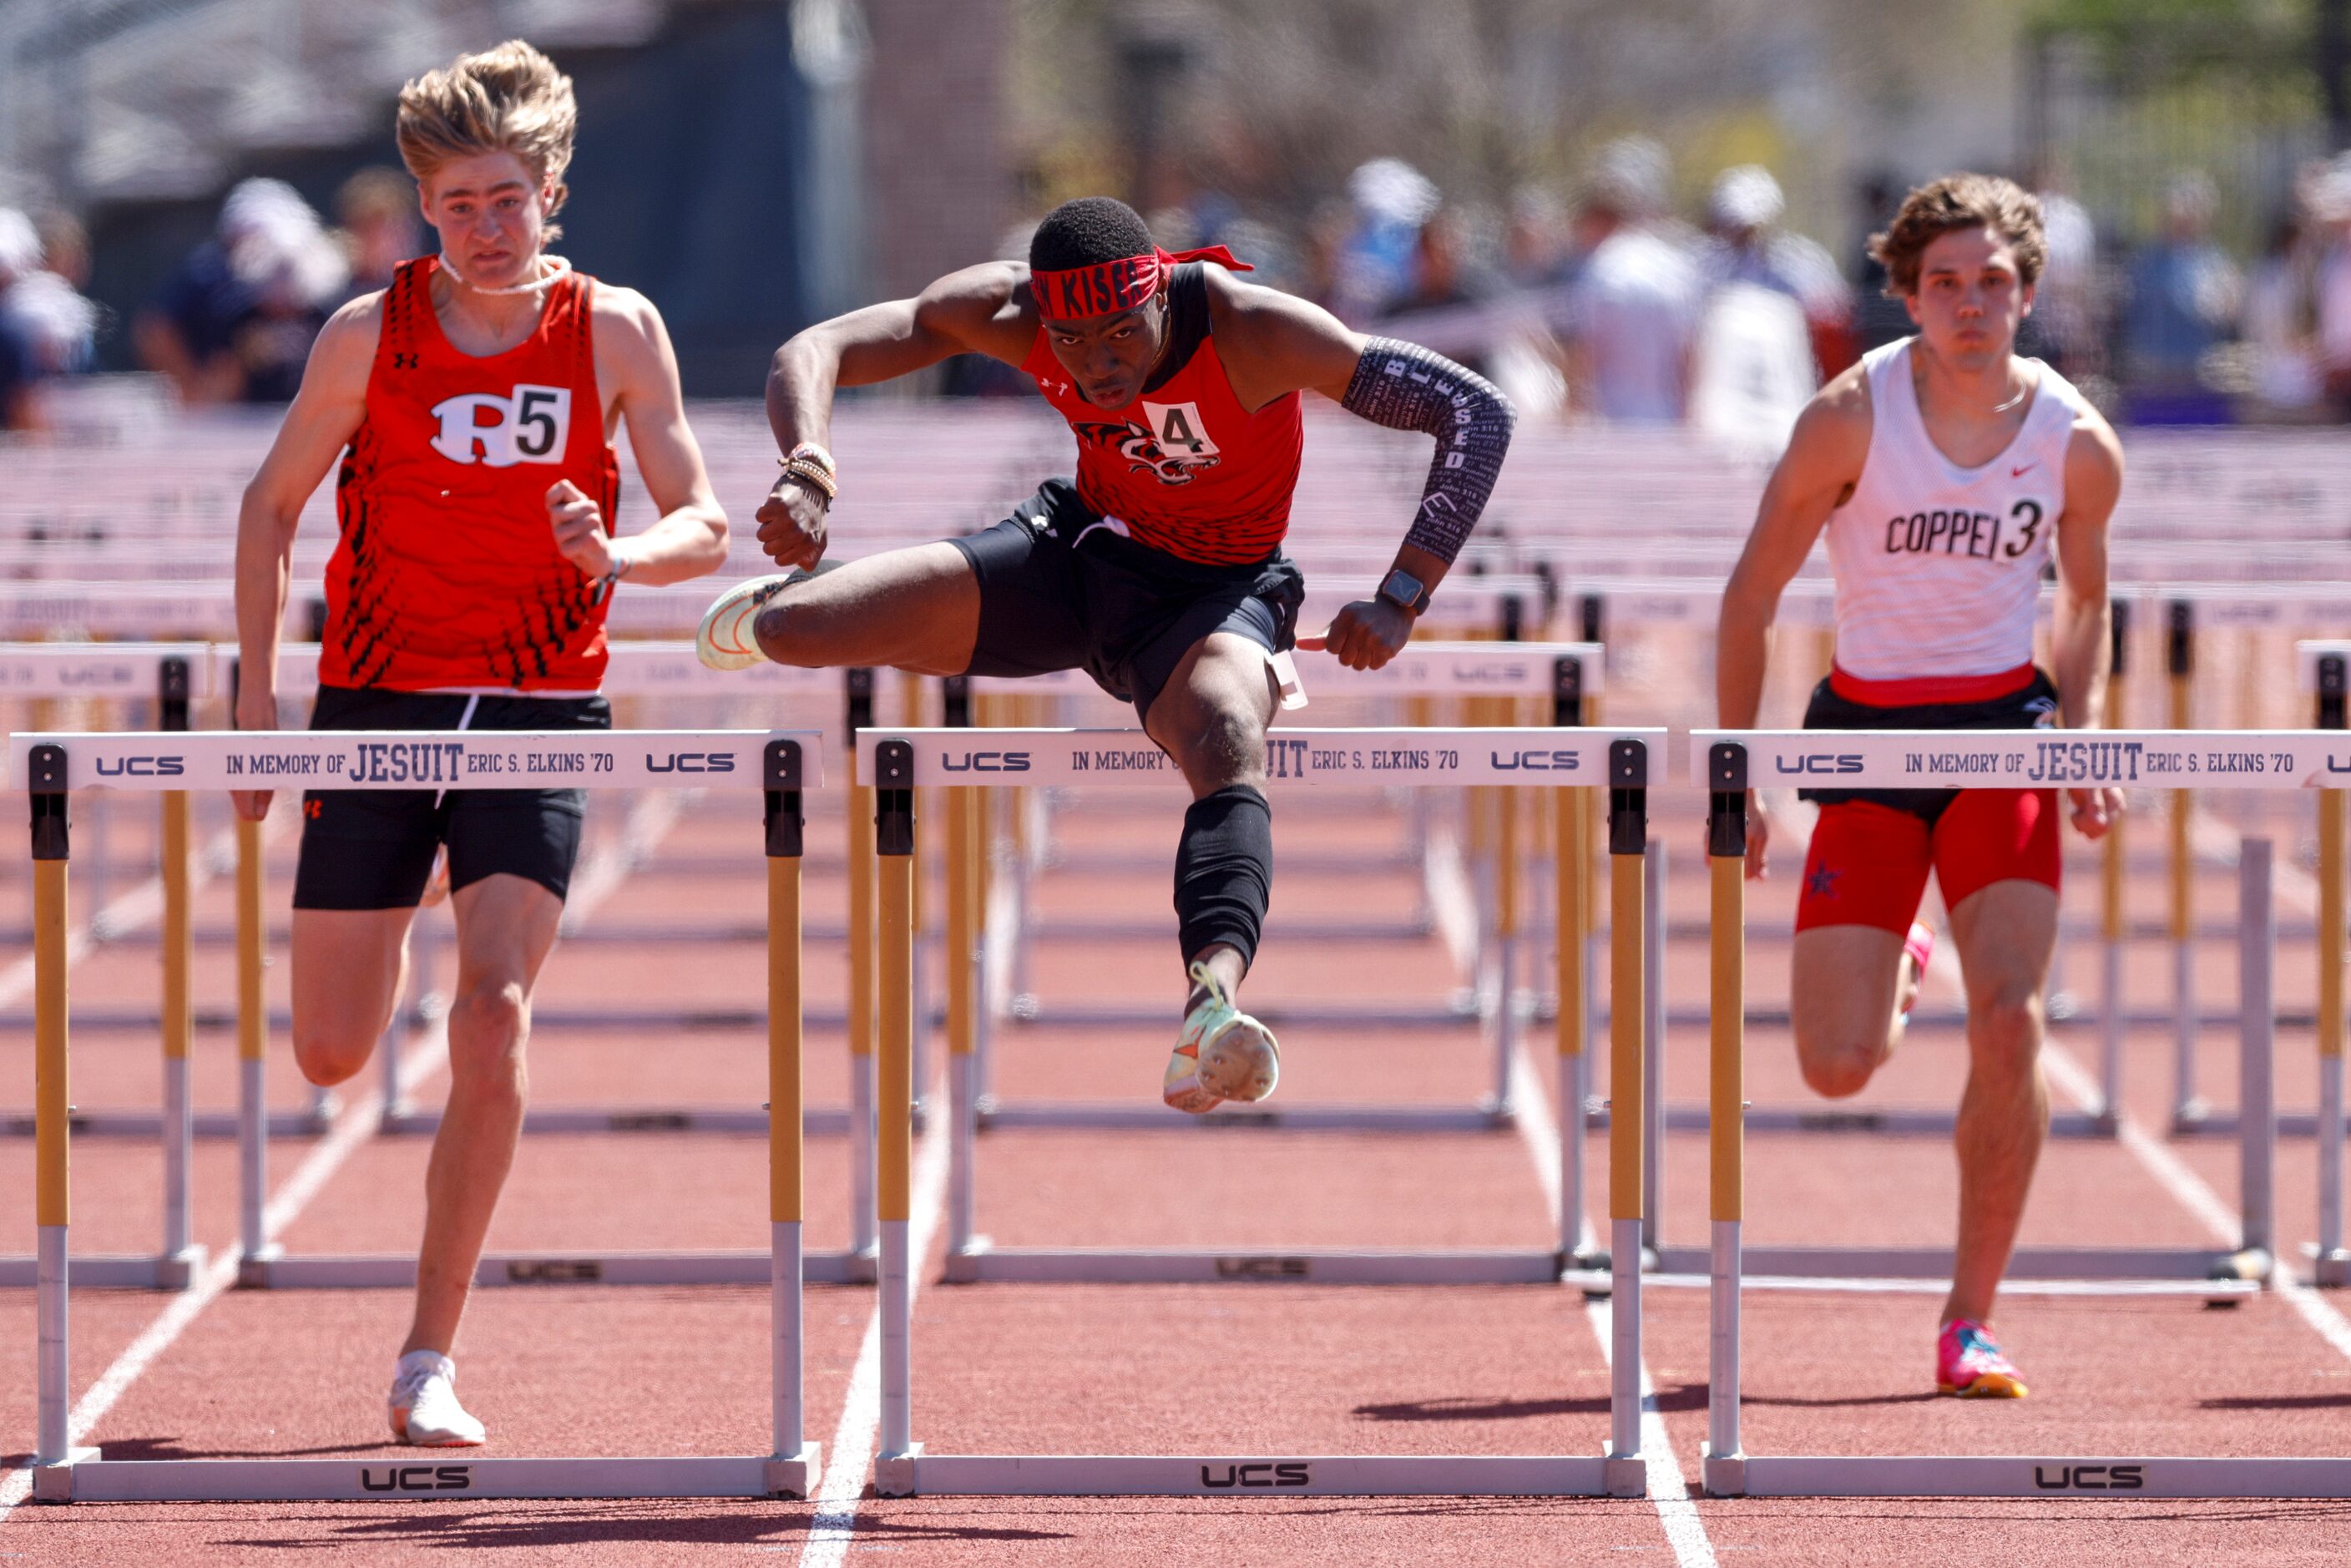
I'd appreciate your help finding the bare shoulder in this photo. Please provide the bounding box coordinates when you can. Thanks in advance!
[587,281,670,355]
[305,291,387,393]
[912,260,1032,357]
[2065,393,2125,487]
[1780,357,1873,476]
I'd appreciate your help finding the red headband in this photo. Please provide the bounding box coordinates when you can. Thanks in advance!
[1029,245,1251,321]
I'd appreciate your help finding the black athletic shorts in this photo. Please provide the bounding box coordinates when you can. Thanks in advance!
[1799,667,2060,826]
[291,685,610,911]
[948,478,1306,724]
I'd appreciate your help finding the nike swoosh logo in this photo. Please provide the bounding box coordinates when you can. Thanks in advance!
[2011,464,2035,478]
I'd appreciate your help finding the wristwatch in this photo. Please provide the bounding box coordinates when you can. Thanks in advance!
[1376,567,1430,616]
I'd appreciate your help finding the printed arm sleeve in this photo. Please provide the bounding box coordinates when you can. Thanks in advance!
[1338,336,1517,564]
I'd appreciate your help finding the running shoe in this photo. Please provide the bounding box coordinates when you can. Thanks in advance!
[1163,960,1280,1114]
[1935,1318,2028,1399]
[695,573,795,671]
[389,1349,488,1446]
[1899,921,1934,1020]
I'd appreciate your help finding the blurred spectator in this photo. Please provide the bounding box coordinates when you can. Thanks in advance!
[2313,159,2351,417]
[336,166,426,297]
[2024,175,2101,379]
[1560,138,1699,425]
[1329,157,1440,323]
[0,207,99,431]
[1505,185,1570,288]
[2122,173,2241,408]
[135,177,348,407]
[1849,172,1914,354]
[1697,165,1853,370]
[1691,167,1838,453]
[2241,206,2324,417]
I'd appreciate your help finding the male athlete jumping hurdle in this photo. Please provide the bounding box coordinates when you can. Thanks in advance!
[1716,174,2126,1398]
[699,196,1514,1113]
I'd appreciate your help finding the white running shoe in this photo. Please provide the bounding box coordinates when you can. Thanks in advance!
[1163,960,1280,1114]
[695,573,796,671]
[388,1349,487,1447]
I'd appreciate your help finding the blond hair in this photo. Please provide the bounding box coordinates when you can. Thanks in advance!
[1868,174,2046,296]
[396,40,578,233]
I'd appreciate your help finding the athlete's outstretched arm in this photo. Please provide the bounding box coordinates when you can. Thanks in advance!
[231,297,377,820]
[2050,409,2126,838]
[756,263,1033,569]
[1209,274,1516,670]
[1716,368,1870,877]
[549,289,727,589]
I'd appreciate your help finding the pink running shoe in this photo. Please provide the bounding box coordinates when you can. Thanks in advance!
[1898,922,1934,1020]
[1936,1318,2028,1399]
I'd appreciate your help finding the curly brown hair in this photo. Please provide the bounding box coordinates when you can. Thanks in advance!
[1868,174,2046,297]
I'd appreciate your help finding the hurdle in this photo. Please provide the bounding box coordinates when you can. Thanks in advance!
[862,724,1654,1294]
[1653,722,2278,1292]
[860,725,1650,1493]
[15,725,820,1501]
[1698,726,2351,1498]
[967,644,1604,1136]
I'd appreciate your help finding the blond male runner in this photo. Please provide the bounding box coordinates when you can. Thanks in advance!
[1717,175,2125,1398]
[234,41,727,1444]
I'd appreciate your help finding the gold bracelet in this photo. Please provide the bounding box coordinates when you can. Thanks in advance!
[778,460,837,502]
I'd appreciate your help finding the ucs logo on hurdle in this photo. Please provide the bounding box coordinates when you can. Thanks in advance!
[360,1464,473,1492]
[2033,1464,2145,1491]
[1200,1461,1312,1489]
[1775,753,1864,776]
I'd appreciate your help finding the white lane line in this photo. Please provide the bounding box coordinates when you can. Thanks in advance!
[799,1071,952,1568]
[2041,1043,2351,1365]
[1513,1040,1716,1568]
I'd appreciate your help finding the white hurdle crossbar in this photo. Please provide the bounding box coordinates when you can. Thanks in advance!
[1696,729,2350,1500]
[859,726,1656,1498]
[14,726,822,1501]
[967,643,1604,1140]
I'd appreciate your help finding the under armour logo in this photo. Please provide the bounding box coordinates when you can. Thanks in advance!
[392,352,418,371]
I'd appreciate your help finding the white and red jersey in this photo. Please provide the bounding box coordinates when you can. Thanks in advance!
[1825,337,2089,681]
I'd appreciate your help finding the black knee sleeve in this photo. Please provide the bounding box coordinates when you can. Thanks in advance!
[1174,784,1272,970]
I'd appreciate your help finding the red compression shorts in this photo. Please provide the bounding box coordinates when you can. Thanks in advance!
[1792,661,2063,934]
[1794,792,2061,935]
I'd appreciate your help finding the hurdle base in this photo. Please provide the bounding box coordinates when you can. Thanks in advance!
[1620,1104,2117,1139]
[974,1098,1511,1134]
[1648,1242,2268,1285]
[1701,1444,1745,1498]
[1728,1454,2351,1499]
[875,1443,924,1499]
[2310,1250,2351,1288]
[1603,1449,1648,1499]
[378,1105,857,1138]
[766,1444,822,1500]
[0,1247,208,1290]
[1,1108,340,1140]
[2168,1109,2322,1139]
[942,1242,1564,1286]
[49,1453,798,1501]
[236,1249,873,1289]
[882,1452,1614,1496]
[30,1449,101,1503]
[235,1243,284,1287]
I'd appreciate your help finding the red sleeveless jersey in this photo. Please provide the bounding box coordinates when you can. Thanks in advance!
[323,256,620,691]
[1018,264,1304,565]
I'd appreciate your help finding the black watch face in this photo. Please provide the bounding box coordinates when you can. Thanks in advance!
[1380,569,1423,609]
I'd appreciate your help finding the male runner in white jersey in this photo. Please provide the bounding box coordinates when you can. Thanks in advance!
[1716,174,2125,1398]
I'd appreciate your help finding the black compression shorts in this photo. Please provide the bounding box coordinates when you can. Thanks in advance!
[291,685,609,911]
[949,478,1305,724]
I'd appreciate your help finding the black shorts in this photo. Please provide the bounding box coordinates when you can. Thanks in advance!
[291,685,610,911]
[949,478,1306,724]
[1799,668,2060,826]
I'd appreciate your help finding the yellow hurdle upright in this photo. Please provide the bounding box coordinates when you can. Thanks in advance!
[1602,736,1648,1499]
[2317,651,2349,1284]
[763,737,821,1492]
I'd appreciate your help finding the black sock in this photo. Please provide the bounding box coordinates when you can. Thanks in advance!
[1174,784,1272,972]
